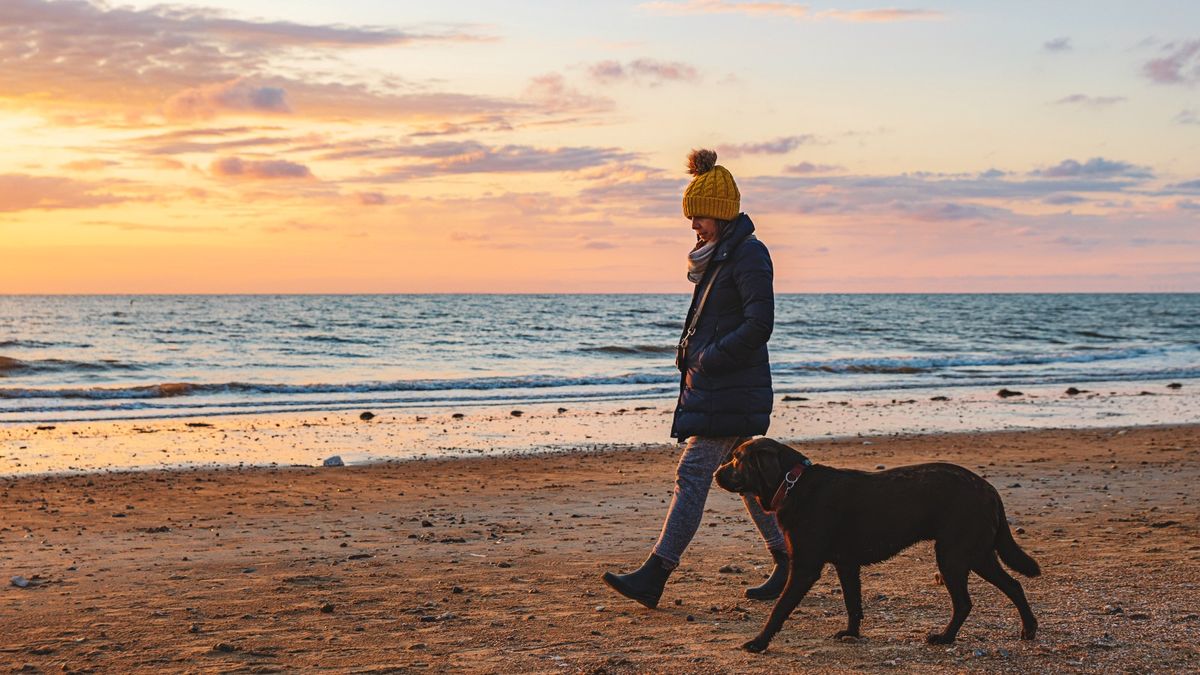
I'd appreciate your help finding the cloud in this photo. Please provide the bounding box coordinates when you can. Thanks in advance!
[0,174,125,211]
[1053,94,1126,108]
[358,192,388,205]
[1043,193,1088,205]
[163,78,291,121]
[61,159,119,172]
[1176,109,1200,125]
[817,8,943,22]
[588,59,699,85]
[1043,37,1072,53]
[0,0,510,122]
[523,73,613,115]
[1031,157,1152,179]
[784,161,842,174]
[1142,40,1200,85]
[210,156,314,180]
[639,1,941,21]
[373,143,637,180]
[1168,179,1200,192]
[717,135,815,158]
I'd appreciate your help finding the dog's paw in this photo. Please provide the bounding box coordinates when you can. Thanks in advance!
[741,637,769,653]
[1020,626,1037,641]
[925,631,955,645]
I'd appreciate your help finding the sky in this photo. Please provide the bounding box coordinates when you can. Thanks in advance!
[1,0,1198,293]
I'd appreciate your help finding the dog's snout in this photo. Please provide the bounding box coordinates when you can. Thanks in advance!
[714,462,740,492]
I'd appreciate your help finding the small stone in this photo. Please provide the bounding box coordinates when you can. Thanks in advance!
[1104,604,1123,615]
[1167,382,1182,389]
[718,564,742,574]
[997,388,1023,398]
[510,410,523,417]
[674,598,683,606]
[408,643,426,650]
[875,464,886,470]
[997,648,1010,658]
[189,623,202,633]
[930,396,949,401]
[451,585,464,594]
[686,614,695,622]
[10,575,29,588]
[595,606,605,612]
[323,455,345,468]
[497,561,513,568]
[1065,387,1083,395]
[320,602,335,613]
[451,413,464,419]
[359,411,375,421]
[242,567,255,574]
[557,407,568,413]
[421,520,432,527]
[1015,527,1026,534]
[972,648,988,657]
[213,642,238,653]
[347,553,372,560]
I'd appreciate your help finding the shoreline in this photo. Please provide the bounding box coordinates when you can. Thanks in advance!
[2,425,1197,673]
[2,378,1197,477]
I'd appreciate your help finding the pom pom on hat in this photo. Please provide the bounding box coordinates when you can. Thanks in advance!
[682,148,740,220]
[687,148,718,176]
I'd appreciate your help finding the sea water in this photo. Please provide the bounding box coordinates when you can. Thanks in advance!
[1,294,1197,423]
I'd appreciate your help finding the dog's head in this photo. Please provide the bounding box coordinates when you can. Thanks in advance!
[715,438,811,511]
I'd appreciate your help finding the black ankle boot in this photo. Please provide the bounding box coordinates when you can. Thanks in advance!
[745,548,789,600]
[602,554,673,609]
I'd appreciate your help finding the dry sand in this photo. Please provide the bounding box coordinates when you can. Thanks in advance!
[2,424,1198,673]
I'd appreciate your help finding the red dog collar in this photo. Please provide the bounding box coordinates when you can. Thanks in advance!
[769,461,810,511]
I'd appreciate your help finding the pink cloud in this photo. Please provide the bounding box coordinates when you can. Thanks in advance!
[1143,40,1200,85]
[639,1,942,22]
[163,78,291,121]
[210,156,314,180]
[589,59,699,85]
[717,135,815,158]
[0,173,125,211]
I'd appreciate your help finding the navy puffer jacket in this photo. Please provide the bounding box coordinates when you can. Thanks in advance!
[671,213,774,439]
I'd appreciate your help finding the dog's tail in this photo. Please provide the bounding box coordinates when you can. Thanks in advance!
[995,507,1041,577]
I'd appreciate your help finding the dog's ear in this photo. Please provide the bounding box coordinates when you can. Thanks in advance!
[747,440,785,498]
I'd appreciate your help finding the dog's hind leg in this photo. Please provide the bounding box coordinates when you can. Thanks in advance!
[741,560,822,653]
[833,564,863,639]
[973,553,1037,640]
[927,545,972,645]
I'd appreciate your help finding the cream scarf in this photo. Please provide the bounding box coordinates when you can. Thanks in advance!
[687,234,755,283]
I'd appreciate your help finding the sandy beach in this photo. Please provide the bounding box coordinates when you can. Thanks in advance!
[2,422,1197,673]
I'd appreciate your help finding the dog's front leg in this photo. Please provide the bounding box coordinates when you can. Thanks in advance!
[742,561,822,653]
[833,563,863,638]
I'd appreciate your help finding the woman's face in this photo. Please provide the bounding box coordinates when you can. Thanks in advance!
[691,216,720,243]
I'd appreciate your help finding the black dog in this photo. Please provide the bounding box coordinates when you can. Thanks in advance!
[714,438,1040,653]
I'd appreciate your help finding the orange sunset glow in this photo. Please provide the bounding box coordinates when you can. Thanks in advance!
[1,0,1198,292]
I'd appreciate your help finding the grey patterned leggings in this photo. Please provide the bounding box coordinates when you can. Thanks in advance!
[652,435,786,567]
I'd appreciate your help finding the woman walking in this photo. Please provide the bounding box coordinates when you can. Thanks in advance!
[603,148,787,608]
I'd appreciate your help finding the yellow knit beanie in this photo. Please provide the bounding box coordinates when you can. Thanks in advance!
[682,148,740,221]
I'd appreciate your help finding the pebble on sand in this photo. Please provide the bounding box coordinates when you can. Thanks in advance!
[1167,382,1182,389]
[510,410,524,417]
[997,388,1023,398]
[359,411,376,421]
[10,575,29,588]
[323,455,345,468]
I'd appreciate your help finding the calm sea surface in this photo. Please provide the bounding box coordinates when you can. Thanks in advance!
[1,294,1197,423]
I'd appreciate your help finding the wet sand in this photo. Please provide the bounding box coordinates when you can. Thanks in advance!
[2,425,1198,673]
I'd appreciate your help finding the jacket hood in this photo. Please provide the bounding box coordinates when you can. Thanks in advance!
[714,213,754,263]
